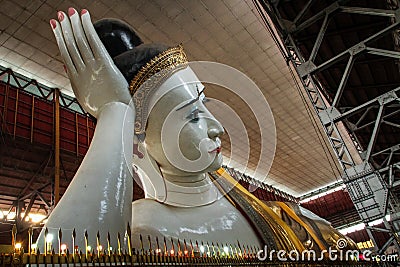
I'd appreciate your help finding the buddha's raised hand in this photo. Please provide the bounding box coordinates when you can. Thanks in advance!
[37,9,134,250]
[50,8,131,118]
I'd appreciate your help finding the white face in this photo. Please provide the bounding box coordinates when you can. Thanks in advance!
[145,80,224,180]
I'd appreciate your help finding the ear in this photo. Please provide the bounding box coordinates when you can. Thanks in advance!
[133,136,167,202]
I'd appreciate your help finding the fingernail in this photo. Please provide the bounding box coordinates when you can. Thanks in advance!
[50,19,57,29]
[81,9,88,15]
[57,11,64,22]
[68,8,75,16]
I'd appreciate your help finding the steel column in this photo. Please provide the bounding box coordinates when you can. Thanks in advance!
[364,104,384,161]
[54,89,60,205]
[30,97,35,143]
[332,55,354,108]
[13,90,19,139]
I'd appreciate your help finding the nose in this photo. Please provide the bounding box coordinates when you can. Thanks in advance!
[207,119,224,139]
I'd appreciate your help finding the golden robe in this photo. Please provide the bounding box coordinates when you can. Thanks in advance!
[211,168,358,254]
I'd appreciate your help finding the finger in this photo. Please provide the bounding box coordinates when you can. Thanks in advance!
[80,9,112,60]
[50,19,77,76]
[58,11,85,71]
[68,7,94,62]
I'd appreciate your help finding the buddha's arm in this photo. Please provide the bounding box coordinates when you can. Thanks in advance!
[35,102,134,249]
[34,9,135,249]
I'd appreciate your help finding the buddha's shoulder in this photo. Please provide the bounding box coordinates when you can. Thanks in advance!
[132,198,168,214]
[131,199,168,235]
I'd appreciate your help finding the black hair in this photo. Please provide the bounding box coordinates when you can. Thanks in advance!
[94,18,169,83]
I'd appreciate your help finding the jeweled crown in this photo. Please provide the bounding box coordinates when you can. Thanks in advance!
[129,44,188,96]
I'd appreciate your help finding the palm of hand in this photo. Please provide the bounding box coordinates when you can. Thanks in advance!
[51,8,131,117]
[70,59,129,115]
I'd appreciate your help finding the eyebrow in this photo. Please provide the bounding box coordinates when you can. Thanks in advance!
[175,85,205,111]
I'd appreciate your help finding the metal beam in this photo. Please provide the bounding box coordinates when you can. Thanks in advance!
[340,6,397,18]
[366,226,390,233]
[354,106,373,128]
[332,55,354,107]
[332,87,399,123]
[18,152,53,197]
[378,236,395,254]
[383,120,400,129]
[305,22,400,76]
[21,193,36,222]
[378,160,400,173]
[36,191,51,209]
[373,144,400,168]
[293,0,315,25]
[364,104,384,161]
[389,165,394,188]
[353,107,400,132]
[294,2,340,33]
[54,89,60,205]
[309,13,330,62]
[367,47,400,59]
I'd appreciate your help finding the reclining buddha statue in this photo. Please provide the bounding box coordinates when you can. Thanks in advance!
[36,8,356,256]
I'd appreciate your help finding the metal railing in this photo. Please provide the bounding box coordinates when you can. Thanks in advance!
[2,224,383,267]
[0,252,380,267]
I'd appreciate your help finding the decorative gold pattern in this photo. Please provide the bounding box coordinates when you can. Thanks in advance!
[215,168,306,251]
[129,45,189,135]
[132,64,188,135]
[129,45,188,96]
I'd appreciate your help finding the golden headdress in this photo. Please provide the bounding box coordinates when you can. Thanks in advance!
[129,45,189,135]
[129,45,188,96]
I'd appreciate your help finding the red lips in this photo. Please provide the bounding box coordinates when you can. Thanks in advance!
[209,147,222,154]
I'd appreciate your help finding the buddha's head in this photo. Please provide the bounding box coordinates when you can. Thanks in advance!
[144,66,225,178]
[95,19,224,181]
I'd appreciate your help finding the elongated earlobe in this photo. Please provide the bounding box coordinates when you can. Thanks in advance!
[136,133,145,142]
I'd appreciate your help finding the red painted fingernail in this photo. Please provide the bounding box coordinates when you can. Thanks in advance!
[50,19,57,29]
[81,9,88,15]
[57,11,64,21]
[68,8,75,16]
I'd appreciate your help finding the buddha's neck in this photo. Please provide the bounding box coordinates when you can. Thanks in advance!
[163,172,207,186]
[161,172,220,207]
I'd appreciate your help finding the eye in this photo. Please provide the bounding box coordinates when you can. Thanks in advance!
[188,111,200,123]
[186,108,204,123]
[190,116,200,123]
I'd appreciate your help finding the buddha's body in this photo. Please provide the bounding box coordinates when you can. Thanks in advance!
[131,197,261,247]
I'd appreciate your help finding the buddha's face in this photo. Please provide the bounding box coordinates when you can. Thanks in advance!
[144,75,224,180]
